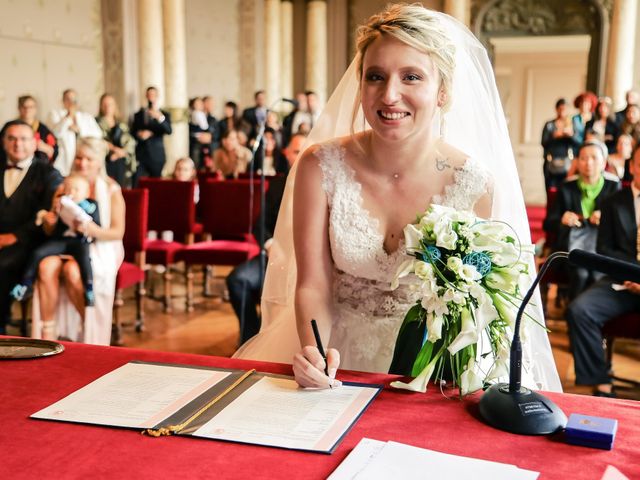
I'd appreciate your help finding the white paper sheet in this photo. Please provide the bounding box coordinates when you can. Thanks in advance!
[330,438,539,480]
[32,363,231,428]
[192,376,378,452]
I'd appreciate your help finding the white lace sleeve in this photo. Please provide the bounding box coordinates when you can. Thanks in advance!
[433,157,493,212]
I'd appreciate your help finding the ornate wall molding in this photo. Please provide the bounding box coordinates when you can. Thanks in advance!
[472,0,611,93]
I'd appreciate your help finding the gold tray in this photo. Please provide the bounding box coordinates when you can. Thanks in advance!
[0,338,64,359]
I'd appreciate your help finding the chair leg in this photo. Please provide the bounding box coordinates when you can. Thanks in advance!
[135,280,146,332]
[20,300,29,337]
[203,265,213,297]
[186,265,195,313]
[112,288,124,346]
[163,267,173,313]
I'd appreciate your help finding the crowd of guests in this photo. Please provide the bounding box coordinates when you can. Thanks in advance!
[0,85,316,345]
[541,89,640,398]
[0,87,320,186]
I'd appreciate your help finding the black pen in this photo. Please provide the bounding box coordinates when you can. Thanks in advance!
[310,319,329,377]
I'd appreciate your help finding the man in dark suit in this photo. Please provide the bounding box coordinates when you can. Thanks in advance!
[0,120,62,333]
[226,133,305,345]
[566,144,640,397]
[131,86,172,182]
[203,96,220,154]
[543,140,620,299]
[241,90,268,147]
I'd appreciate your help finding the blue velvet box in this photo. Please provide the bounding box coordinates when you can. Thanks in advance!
[565,413,618,450]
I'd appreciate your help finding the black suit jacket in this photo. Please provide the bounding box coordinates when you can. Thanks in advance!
[0,158,62,247]
[130,108,172,168]
[543,176,620,251]
[241,106,268,142]
[252,174,287,248]
[597,187,638,263]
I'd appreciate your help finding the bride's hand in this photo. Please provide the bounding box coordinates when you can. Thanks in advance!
[293,346,342,389]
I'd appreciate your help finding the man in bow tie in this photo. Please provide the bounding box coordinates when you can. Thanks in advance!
[0,120,62,333]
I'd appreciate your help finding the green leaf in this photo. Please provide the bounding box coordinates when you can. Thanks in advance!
[395,303,423,339]
[411,341,434,377]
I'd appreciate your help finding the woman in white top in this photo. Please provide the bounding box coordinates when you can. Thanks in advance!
[32,137,125,345]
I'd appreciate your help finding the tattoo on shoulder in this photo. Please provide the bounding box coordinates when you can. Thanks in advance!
[435,156,464,172]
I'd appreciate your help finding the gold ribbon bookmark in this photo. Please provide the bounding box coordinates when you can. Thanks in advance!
[143,369,256,437]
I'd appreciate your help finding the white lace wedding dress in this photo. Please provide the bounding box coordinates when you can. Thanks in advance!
[318,138,491,373]
[235,137,492,373]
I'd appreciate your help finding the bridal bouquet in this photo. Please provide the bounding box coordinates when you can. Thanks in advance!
[389,204,536,396]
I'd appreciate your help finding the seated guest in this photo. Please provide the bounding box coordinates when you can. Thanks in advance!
[566,144,640,397]
[11,175,101,308]
[0,95,58,165]
[253,128,289,177]
[619,103,640,146]
[0,121,62,333]
[543,140,620,299]
[31,137,124,345]
[172,156,199,204]
[226,133,305,345]
[97,93,136,188]
[211,129,252,179]
[606,133,635,181]
[218,101,240,140]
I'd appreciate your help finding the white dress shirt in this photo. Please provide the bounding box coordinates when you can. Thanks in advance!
[3,156,33,198]
[48,108,102,175]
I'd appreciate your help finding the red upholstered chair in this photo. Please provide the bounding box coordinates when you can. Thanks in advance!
[112,188,149,345]
[603,312,640,388]
[175,179,263,311]
[138,178,198,313]
[539,187,569,314]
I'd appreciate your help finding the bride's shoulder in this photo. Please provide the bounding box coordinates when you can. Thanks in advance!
[436,139,491,178]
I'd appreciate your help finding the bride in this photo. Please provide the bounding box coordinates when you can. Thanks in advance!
[235,4,561,392]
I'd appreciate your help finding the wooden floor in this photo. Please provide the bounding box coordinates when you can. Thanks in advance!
[12,268,640,400]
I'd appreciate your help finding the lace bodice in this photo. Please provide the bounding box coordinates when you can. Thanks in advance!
[317,139,492,373]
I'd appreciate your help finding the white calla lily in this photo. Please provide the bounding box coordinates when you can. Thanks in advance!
[391,259,415,290]
[403,224,423,252]
[447,307,478,355]
[390,358,438,393]
[426,312,444,342]
[460,358,483,395]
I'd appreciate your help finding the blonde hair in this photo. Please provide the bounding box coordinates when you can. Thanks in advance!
[353,3,456,130]
[75,136,108,178]
[173,157,196,180]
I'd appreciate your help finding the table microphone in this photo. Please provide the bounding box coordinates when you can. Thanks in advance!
[478,248,638,435]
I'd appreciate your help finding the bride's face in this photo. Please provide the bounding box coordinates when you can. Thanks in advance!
[360,35,441,143]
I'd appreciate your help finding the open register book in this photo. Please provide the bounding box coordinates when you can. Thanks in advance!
[31,361,381,454]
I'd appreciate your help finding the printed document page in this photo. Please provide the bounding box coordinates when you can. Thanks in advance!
[330,438,539,480]
[32,363,230,428]
[192,376,378,452]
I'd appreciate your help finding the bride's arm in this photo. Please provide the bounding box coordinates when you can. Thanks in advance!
[291,147,341,388]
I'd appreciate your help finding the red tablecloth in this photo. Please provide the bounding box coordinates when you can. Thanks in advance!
[1,340,638,479]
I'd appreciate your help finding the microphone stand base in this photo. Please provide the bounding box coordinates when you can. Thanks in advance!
[479,383,567,435]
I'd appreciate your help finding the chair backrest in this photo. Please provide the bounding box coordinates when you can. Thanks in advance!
[200,179,263,240]
[122,188,149,262]
[138,178,196,240]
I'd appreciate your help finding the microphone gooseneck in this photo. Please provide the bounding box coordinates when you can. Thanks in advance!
[568,249,640,283]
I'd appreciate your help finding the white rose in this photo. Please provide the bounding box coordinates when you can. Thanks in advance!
[415,261,434,280]
[460,264,481,282]
[446,256,463,273]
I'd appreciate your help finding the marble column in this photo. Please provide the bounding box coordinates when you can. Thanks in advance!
[605,0,638,110]
[281,0,294,101]
[443,0,470,27]
[162,0,189,174]
[264,0,281,105]
[137,0,165,96]
[305,0,328,104]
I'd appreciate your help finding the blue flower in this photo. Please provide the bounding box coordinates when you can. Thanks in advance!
[462,251,492,277]
[422,245,441,263]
